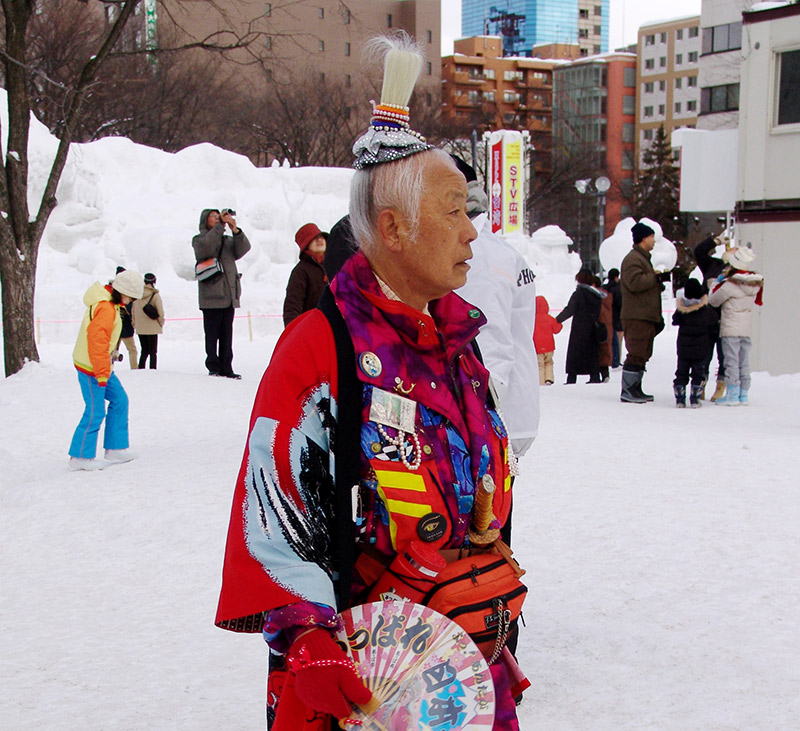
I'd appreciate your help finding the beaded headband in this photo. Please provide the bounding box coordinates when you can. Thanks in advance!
[352,35,433,170]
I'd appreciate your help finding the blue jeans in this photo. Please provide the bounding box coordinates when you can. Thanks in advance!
[69,371,129,458]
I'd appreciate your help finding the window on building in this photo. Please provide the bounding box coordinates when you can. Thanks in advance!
[595,5,602,16]
[426,62,432,75]
[580,48,588,57]
[318,7,324,18]
[645,35,655,46]
[426,93,432,106]
[594,25,602,36]
[660,33,667,43]
[622,150,635,170]
[265,3,271,17]
[345,74,351,88]
[688,26,698,38]
[579,8,589,18]
[319,72,325,82]
[484,68,495,80]
[645,58,655,70]
[468,90,481,104]
[485,90,495,102]
[659,80,666,91]
[265,68,273,82]
[319,40,325,51]
[687,99,697,112]
[387,14,392,28]
[579,28,589,38]
[594,44,601,54]
[660,56,667,68]
[623,67,636,87]
[344,8,350,24]
[623,95,635,114]
[675,102,682,114]
[504,90,516,103]
[622,123,635,142]
[345,42,350,56]
[676,54,683,65]
[675,77,682,89]
[677,29,684,40]
[688,51,698,63]
[701,83,739,114]
[688,75,697,87]
[645,81,654,93]
[777,49,800,125]
[703,22,742,55]
[644,128,654,140]
[644,105,654,117]
[427,30,432,43]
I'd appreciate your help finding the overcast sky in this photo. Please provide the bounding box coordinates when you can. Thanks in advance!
[440,0,703,54]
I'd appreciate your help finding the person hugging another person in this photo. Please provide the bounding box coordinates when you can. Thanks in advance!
[132,273,165,369]
[708,246,764,406]
[671,278,719,408]
[68,269,144,470]
[283,223,328,327]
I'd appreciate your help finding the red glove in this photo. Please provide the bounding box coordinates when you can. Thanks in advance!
[288,628,374,720]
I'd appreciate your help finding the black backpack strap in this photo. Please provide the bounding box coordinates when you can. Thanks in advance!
[317,287,360,610]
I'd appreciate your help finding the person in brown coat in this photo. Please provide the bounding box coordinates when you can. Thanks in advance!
[131,272,165,369]
[619,222,671,403]
[594,276,613,382]
[282,223,328,327]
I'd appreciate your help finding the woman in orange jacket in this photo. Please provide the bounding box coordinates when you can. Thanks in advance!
[68,270,144,470]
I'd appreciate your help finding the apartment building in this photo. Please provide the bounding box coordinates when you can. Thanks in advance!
[636,16,701,165]
[461,0,609,58]
[442,36,560,181]
[119,1,442,103]
[551,52,637,268]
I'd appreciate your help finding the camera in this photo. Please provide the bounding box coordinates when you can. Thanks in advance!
[113,352,123,362]
[221,208,236,217]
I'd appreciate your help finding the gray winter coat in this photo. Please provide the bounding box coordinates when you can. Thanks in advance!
[192,209,251,309]
[707,272,764,337]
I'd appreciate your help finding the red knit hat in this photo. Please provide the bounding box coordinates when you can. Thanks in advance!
[295,223,323,251]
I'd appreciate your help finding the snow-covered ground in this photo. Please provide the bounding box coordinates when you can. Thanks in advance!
[2,89,799,728]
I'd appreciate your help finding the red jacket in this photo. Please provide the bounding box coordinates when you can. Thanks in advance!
[533,295,562,354]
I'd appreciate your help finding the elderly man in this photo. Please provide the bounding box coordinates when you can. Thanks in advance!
[216,36,523,731]
[620,221,670,403]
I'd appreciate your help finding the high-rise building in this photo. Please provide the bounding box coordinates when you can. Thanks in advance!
[461,0,609,57]
[635,16,701,165]
[551,52,637,268]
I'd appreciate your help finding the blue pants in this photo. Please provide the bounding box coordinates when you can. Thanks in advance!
[69,371,129,459]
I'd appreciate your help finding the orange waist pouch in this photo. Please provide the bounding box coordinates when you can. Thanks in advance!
[422,548,527,663]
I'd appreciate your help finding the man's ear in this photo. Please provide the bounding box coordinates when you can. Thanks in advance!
[377,208,406,253]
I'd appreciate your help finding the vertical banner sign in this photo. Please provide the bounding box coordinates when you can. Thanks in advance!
[490,133,504,234]
[487,130,526,235]
[503,134,523,234]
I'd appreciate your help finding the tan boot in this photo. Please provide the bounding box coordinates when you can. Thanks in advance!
[710,379,726,402]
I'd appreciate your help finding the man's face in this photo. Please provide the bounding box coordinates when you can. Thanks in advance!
[401,156,476,303]
[640,233,656,252]
[206,210,220,229]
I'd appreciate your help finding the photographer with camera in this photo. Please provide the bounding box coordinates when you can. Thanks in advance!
[619,222,671,403]
[192,208,251,379]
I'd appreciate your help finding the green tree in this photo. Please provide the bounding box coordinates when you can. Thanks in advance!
[634,125,681,241]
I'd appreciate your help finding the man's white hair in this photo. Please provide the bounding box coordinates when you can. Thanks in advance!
[349,149,458,256]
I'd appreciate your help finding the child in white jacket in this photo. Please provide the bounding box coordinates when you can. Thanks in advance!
[707,246,764,406]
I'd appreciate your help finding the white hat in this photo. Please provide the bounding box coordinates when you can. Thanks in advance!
[112,270,144,299]
[727,246,756,271]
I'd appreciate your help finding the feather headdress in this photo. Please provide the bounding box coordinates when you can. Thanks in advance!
[352,33,433,170]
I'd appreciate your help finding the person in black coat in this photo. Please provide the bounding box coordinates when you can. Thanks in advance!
[671,278,719,408]
[556,269,608,384]
[604,268,623,368]
[694,232,728,399]
[283,223,328,327]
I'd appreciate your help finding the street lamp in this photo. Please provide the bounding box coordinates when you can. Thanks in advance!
[574,175,611,271]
